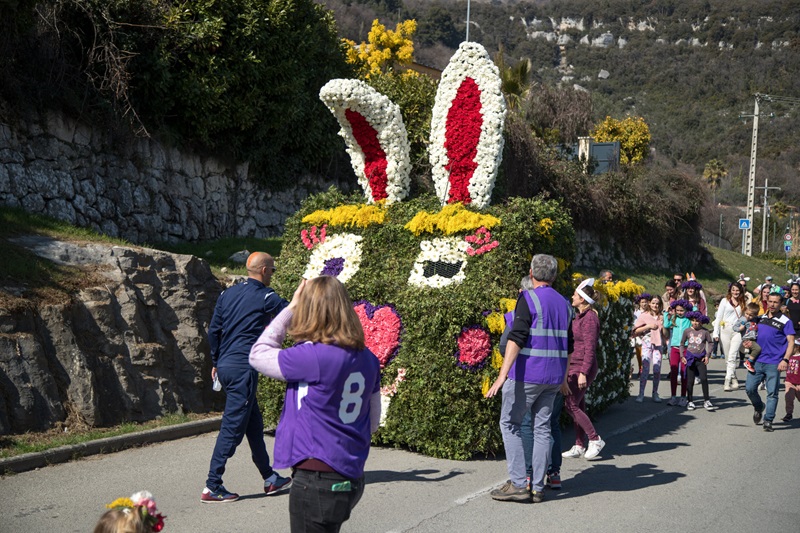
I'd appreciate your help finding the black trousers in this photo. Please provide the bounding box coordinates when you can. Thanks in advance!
[289,469,364,533]
[686,359,710,402]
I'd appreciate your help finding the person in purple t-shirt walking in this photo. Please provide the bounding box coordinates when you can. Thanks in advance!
[250,276,381,532]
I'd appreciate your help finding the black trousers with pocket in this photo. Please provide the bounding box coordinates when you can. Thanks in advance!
[289,469,365,533]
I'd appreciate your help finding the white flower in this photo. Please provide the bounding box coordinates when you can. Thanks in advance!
[319,79,411,205]
[429,42,507,210]
[408,237,469,288]
[379,393,392,427]
[303,233,363,284]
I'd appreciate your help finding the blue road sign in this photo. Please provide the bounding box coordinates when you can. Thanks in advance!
[739,218,751,230]
[785,245,792,253]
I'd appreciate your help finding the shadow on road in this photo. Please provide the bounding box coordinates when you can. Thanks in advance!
[554,462,686,498]
[366,468,464,484]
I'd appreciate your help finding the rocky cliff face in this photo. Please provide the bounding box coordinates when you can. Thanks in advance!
[0,237,223,434]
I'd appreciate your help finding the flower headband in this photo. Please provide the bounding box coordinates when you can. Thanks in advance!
[669,299,692,310]
[576,278,596,305]
[634,292,653,304]
[106,491,165,532]
[681,280,703,290]
[684,311,709,323]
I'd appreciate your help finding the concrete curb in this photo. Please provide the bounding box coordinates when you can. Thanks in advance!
[1,416,222,475]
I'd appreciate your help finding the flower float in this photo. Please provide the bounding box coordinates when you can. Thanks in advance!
[264,43,634,460]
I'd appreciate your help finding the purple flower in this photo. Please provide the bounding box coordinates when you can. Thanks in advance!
[321,257,345,277]
[681,280,703,290]
[670,299,692,310]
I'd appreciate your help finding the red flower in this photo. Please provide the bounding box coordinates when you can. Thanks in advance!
[444,77,482,204]
[455,326,491,368]
[345,109,389,201]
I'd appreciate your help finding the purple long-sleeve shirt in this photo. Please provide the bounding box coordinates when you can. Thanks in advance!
[569,308,600,380]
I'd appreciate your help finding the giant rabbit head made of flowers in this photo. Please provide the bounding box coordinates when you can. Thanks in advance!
[266,43,578,459]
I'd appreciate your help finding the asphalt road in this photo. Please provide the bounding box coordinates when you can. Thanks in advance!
[2,361,799,533]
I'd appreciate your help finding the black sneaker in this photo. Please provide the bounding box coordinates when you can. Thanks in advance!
[753,408,764,425]
[491,481,531,503]
[763,420,774,432]
[532,490,545,503]
[782,413,793,422]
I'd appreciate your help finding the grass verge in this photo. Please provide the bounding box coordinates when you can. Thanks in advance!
[0,412,220,459]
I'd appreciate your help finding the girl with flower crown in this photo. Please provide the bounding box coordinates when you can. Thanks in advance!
[632,295,666,403]
[664,299,692,406]
[713,282,746,392]
[95,491,165,533]
[682,280,706,315]
[680,312,716,411]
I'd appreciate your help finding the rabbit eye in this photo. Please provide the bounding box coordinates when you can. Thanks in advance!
[408,237,468,289]
[303,233,363,283]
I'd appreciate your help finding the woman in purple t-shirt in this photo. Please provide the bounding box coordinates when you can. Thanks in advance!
[250,276,381,533]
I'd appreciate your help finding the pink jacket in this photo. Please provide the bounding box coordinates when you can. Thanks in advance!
[569,309,600,379]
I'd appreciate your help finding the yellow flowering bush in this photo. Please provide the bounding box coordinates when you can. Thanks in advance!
[499,298,516,314]
[404,203,501,235]
[591,116,651,165]
[536,217,555,241]
[344,19,417,79]
[106,497,134,509]
[302,204,386,228]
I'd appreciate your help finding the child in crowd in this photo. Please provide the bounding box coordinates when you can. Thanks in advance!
[632,295,665,403]
[631,293,651,378]
[679,312,716,411]
[664,299,692,406]
[95,491,165,533]
[783,340,800,422]
[734,302,762,373]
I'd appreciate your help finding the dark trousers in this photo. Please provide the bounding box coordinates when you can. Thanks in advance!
[289,469,364,533]
[206,367,273,490]
[686,359,709,402]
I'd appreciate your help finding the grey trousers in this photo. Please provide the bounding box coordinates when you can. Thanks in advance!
[500,379,559,492]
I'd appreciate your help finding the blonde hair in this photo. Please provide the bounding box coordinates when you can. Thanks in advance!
[94,509,148,533]
[288,276,365,349]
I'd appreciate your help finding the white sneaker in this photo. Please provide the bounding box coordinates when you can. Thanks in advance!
[584,438,605,460]
[758,381,766,391]
[678,397,688,407]
[704,400,716,411]
[694,377,701,385]
[652,392,662,403]
[562,445,586,458]
[635,393,644,403]
[687,401,696,410]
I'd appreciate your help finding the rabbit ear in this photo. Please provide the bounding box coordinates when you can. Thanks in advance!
[429,42,507,210]
[319,79,411,204]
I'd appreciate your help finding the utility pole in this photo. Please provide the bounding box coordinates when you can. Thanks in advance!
[742,95,765,256]
[465,0,471,41]
[739,92,800,255]
[756,178,781,253]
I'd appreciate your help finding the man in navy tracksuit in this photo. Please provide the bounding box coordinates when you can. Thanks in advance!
[201,252,292,503]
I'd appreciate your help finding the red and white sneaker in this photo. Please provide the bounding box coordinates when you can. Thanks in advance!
[201,486,239,503]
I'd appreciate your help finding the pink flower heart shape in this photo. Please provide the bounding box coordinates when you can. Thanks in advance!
[354,302,402,369]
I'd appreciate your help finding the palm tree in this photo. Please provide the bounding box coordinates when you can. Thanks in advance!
[495,45,531,110]
[703,159,727,206]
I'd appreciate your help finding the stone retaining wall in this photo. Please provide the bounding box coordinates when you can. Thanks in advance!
[0,112,350,243]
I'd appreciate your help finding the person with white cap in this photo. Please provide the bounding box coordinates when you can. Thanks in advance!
[562,278,605,461]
